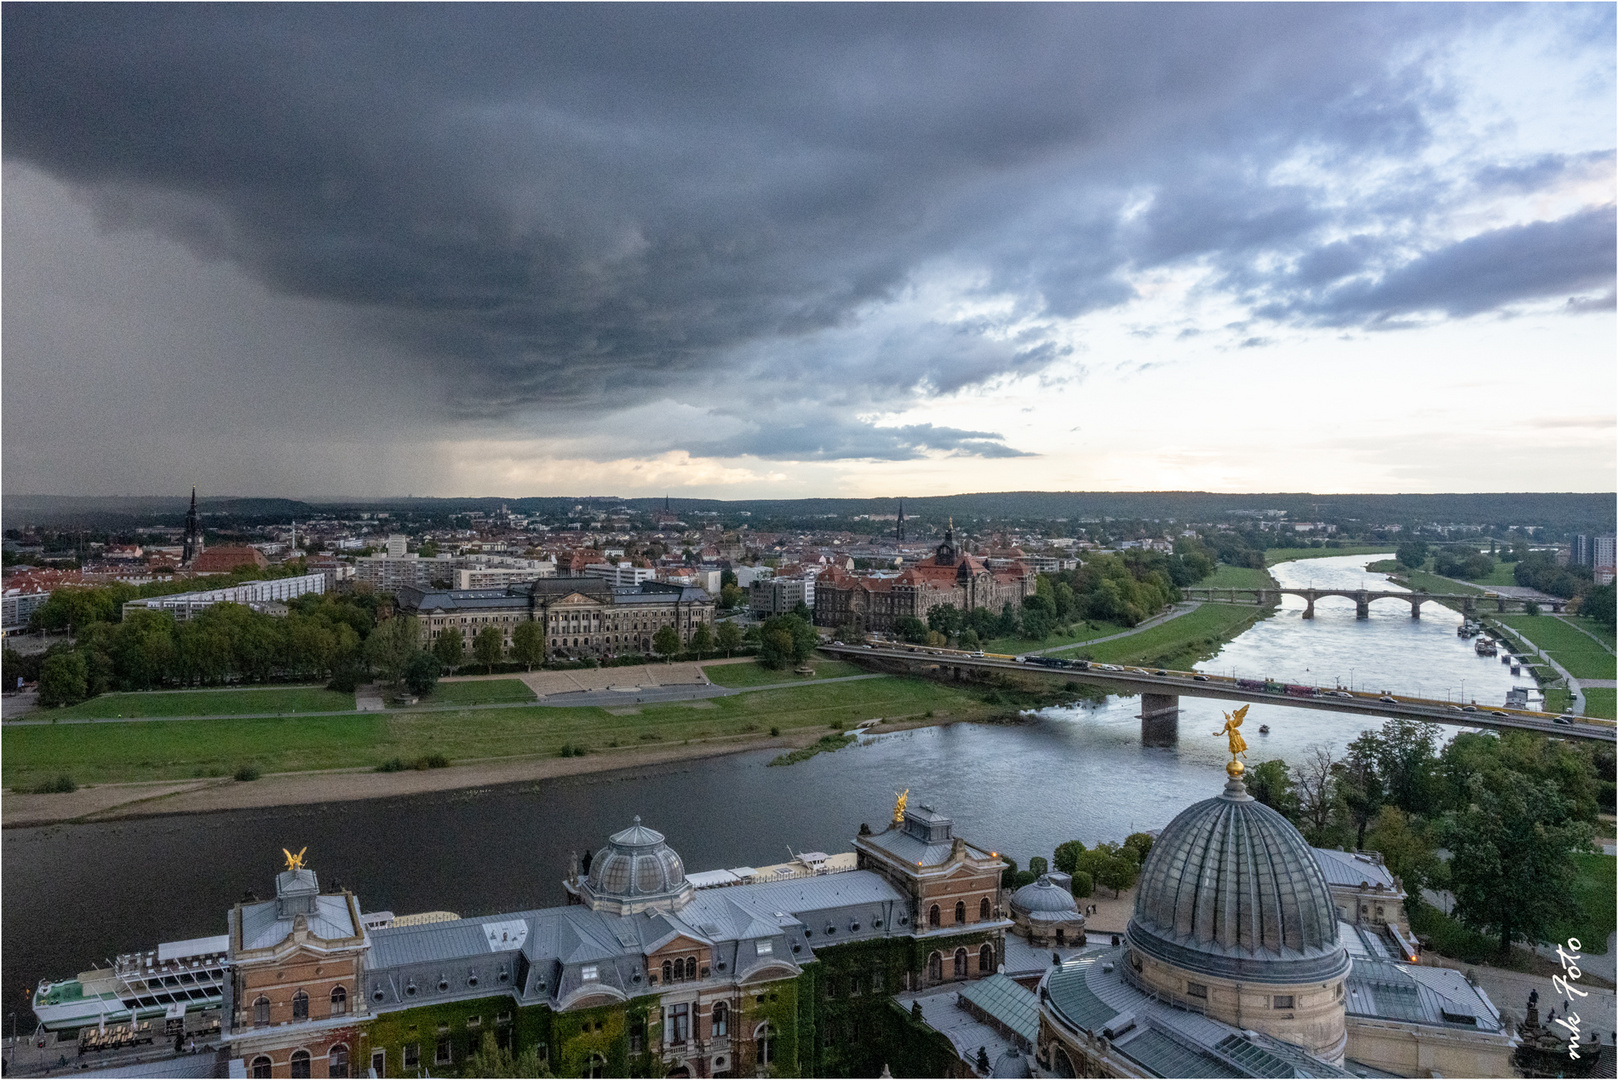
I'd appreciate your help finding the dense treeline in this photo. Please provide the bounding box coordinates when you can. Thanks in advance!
[4,592,392,706]
[1247,721,1610,956]
[23,561,316,633]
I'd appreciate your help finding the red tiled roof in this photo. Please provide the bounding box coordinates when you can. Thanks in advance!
[190,546,269,573]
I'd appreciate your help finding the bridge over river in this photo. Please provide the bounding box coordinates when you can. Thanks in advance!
[1181,586,1566,617]
[821,643,1615,743]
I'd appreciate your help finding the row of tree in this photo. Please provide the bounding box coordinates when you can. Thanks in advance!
[1242,721,1609,955]
[1002,831,1157,899]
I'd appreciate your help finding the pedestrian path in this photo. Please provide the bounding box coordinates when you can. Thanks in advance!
[1492,621,1586,715]
[1036,602,1202,655]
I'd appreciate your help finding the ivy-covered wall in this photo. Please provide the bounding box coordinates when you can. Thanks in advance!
[363,993,551,1076]
[734,974,802,1076]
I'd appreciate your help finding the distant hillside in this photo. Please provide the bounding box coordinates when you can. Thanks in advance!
[5,491,1613,531]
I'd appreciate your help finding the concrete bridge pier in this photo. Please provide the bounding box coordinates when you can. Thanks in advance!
[1355,590,1370,620]
[1408,598,1422,619]
[1462,598,1477,616]
[1497,598,1507,612]
[1139,692,1180,745]
[1301,589,1316,620]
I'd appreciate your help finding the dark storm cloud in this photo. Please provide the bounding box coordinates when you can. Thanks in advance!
[1262,204,1618,325]
[3,3,1611,464]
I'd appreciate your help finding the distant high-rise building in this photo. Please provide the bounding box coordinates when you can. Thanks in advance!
[386,534,408,558]
[1595,535,1616,585]
[1572,534,1594,566]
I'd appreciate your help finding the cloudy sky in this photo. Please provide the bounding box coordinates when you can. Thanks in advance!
[4,4,1613,499]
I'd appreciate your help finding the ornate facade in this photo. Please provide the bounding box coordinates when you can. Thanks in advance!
[813,523,1034,633]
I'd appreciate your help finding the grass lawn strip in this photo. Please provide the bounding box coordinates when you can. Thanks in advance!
[1552,853,1617,954]
[700,658,866,688]
[1392,568,1483,597]
[1495,616,1617,681]
[1199,564,1275,589]
[984,620,1134,656]
[1,675,992,789]
[1077,603,1266,667]
[407,679,537,707]
[1582,688,1616,720]
[1566,615,1617,652]
[45,687,357,720]
[1264,546,1392,565]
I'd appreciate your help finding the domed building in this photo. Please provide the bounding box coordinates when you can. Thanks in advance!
[1034,764,1519,1078]
[564,815,695,915]
[1009,875,1086,948]
[1125,769,1351,1061]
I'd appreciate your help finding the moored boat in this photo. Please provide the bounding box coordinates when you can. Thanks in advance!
[33,934,229,1032]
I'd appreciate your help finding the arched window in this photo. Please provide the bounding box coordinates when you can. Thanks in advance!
[251,1057,272,1079]
[328,1044,350,1079]
[662,959,674,983]
[980,897,991,920]
[979,944,994,972]
[953,948,968,978]
[291,989,309,1020]
[290,1049,312,1079]
[1052,1047,1078,1078]
[927,952,943,982]
[586,1054,608,1078]
[253,996,270,1026]
[330,985,347,1016]
[712,1001,728,1037]
[928,903,941,927]
[955,900,966,925]
[755,1023,774,1065]
[687,955,698,978]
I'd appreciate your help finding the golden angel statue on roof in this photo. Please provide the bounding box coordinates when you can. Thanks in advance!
[1214,706,1250,762]
[283,846,307,872]
[893,789,909,824]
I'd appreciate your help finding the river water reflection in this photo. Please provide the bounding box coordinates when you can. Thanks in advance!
[2,554,1526,1021]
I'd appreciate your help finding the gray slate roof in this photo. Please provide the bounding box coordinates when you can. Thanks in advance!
[239,895,357,951]
[1311,849,1398,891]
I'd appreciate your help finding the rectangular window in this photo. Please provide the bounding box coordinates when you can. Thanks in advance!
[1186,983,1208,999]
[370,1050,386,1078]
[1272,995,1294,1009]
[436,1037,452,1064]
[403,1044,420,1068]
[495,1028,512,1051]
[671,1003,689,1045]
[629,1017,646,1053]
[581,964,598,981]
[755,939,773,955]
[467,1016,482,1030]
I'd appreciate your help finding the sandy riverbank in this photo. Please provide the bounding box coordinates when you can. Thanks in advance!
[1,717,939,828]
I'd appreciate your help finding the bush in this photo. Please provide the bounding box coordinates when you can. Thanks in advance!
[327,662,364,693]
[28,774,77,794]
[1070,870,1094,898]
[376,758,406,773]
[769,726,780,736]
[415,753,450,770]
[403,651,441,696]
[38,651,89,708]
[233,765,262,782]
[557,743,588,758]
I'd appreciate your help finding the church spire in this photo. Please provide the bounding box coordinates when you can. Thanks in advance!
[181,487,202,567]
[896,499,905,543]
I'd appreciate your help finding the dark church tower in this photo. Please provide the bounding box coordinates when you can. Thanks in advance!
[896,500,905,543]
[181,488,202,566]
[934,518,958,566]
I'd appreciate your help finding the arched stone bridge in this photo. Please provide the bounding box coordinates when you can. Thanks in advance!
[1181,587,1565,619]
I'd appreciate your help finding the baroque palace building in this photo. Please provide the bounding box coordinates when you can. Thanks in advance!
[395,579,714,661]
[201,802,1007,1078]
[813,523,1035,635]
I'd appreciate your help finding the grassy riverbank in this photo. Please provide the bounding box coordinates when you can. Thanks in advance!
[1495,616,1616,681]
[1200,564,1275,589]
[44,686,356,719]
[983,620,1137,656]
[1071,603,1268,669]
[700,658,865,687]
[1,675,998,790]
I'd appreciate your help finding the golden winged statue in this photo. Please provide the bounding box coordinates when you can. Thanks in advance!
[1213,706,1250,776]
[893,789,910,824]
[283,846,308,872]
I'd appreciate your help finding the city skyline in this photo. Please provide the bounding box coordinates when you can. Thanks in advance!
[3,4,1614,499]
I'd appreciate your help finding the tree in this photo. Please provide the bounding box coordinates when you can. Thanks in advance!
[403,651,441,696]
[1363,806,1442,910]
[758,614,816,668]
[894,616,929,644]
[1395,541,1429,569]
[958,629,981,651]
[433,626,465,670]
[720,583,747,611]
[653,625,682,661]
[689,622,714,659]
[716,620,743,657]
[1335,731,1386,848]
[511,621,545,670]
[1095,853,1140,898]
[460,1032,551,1078]
[366,614,421,687]
[1440,771,1593,955]
[1292,745,1343,846]
[1373,719,1443,817]
[473,625,505,672]
[1070,870,1094,898]
[1028,856,1048,877]
[37,651,88,707]
[1053,840,1088,875]
[1248,759,1299,819]
[1579,583,1616,631]
[1122,833,1155,862]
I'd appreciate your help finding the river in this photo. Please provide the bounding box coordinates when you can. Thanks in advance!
[1,554,1527,1023]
